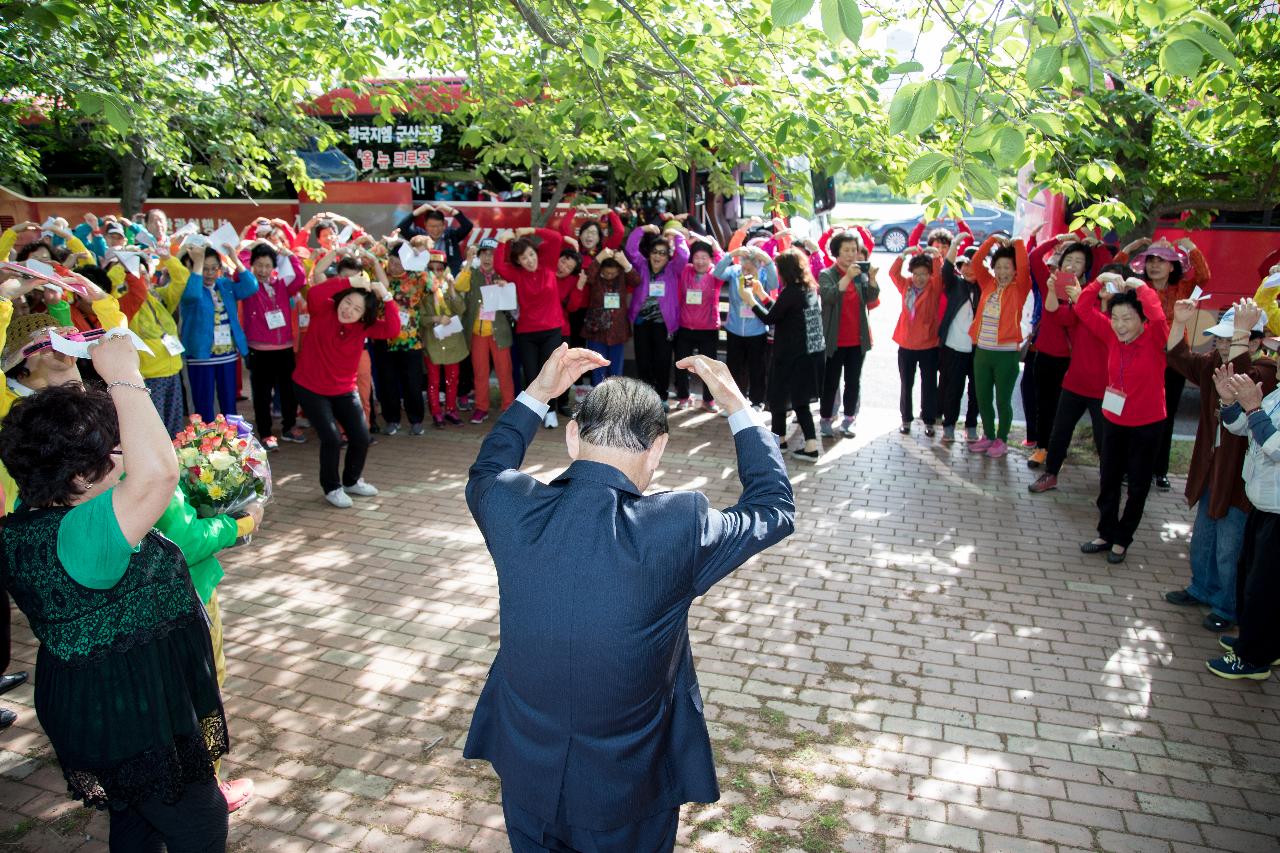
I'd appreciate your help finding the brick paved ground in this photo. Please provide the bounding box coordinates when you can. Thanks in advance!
[2,393,1279,853]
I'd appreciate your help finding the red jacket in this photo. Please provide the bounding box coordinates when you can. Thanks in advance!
[559,210,626,269]
[557,272,589,335]
[908,218,973,251]
[293,276,401,395]
[1075,280,1168,427]
[1056,296,1109,399]
[493,229,565,334]
[889,254,944,350]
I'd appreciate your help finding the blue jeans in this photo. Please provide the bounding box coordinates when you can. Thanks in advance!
[587,341,625,386]
[1186,488,1247,623]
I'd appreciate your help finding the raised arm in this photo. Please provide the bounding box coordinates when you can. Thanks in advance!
[602,210,625,250]
[624,225,646,266]
[534,228,564,269]
[1075,279,1114,341]
[907,220,926,249]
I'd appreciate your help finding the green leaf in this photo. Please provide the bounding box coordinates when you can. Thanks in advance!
[833,0,862,42]
[582,42,603,69]
[890,60,924,75]
[770,0,814,28]
[1026,112,1065,137]
[1160,39,1203,77]
[904,81,939,136]
[905,152,948,186]
[818,0,843,43]
[991,126,1026,169]
[1179,26,1240,70]
[1185,9,1234,40]
[76,91,103,116]
[935,166,962,201]
[964,163,1000,201]
[1026,45,1062,89]
[1136,2,1162,28]
[887,82,920,135]
[102,97,130,135]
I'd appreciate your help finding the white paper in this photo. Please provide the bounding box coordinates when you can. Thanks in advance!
[23,259,56,280]
[110,250,143,277]
[276,254,295,284]
[398,242,430,272]
[134,230,157,248]
[181,233,208,250]
[49,327,154,359]
[1102,388,1126,416]
[207,222,241,253]
[480,283,518,311]
[264,310,287,330]
[336,224,355,246]
[432,315,463,339]
[171,222,198,242]
[40,216,58,238]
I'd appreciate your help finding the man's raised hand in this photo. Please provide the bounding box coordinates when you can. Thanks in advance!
[526,344,609,404]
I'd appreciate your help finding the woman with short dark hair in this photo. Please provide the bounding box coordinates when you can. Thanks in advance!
[0,335,230,850]
[1073,274,1169,563]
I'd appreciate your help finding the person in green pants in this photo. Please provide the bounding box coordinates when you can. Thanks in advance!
[154,487,264,814]
[967,236,1033,458]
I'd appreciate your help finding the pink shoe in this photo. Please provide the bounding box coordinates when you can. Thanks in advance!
[969,437,993,452]
[986,439,1008,458]
[220,778,254,813]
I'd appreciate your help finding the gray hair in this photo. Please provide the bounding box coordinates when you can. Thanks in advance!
[574,377,668,452]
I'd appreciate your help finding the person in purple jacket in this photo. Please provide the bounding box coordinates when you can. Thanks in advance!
[625,223,689,409]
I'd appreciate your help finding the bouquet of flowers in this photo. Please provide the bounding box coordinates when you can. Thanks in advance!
[173,414,272,520]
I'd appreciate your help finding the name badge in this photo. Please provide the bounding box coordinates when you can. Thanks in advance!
[649,281,665,297]
[686,290,703,305]
[603,292,621,309]
[162,333,185,356]
[398,308,411,327]
[1102,386,1127,415]
[213,325,233,347]
[479,309,496,321]
[265,309,287,330]
[298,313,310,329]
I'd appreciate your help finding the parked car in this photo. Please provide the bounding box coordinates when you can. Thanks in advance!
[867,204,1014,254]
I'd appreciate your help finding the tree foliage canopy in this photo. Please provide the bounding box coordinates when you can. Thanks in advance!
[2,0,1275,235]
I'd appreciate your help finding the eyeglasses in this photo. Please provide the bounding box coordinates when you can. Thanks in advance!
[110,449,123,455]
[650,250,670,258]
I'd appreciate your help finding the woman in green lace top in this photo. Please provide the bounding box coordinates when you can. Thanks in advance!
[0,335,229,850]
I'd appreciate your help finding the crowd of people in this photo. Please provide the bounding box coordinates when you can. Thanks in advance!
[0,203,1278,848]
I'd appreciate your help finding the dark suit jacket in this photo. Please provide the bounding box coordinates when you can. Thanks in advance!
[463,401,795,830]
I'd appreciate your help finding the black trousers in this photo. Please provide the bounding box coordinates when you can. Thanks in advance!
[108,777,227,853]
[726,331,768,407]
[293,383,369,494]
[769,353,817,441]
[1155,367,1186,477]
[633,320,673,400]
[370,344,426,426]
[1045,389,1104,476]
[1021,350,1039,443]
[897,347,939,425]
[820,346,864,420]
[514,329,564,392]
[1033,353,1070,450]
[1096,418,1162,548]
[673,328,719,401]
[247,348,297,440]
[939,345,977,429]
[1235,509,1280,667]
[1,590,9,673]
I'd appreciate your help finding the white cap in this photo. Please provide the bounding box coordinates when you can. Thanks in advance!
[1204,307,1266,338]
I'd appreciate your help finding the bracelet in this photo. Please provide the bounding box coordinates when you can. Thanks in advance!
[106,381,151,396]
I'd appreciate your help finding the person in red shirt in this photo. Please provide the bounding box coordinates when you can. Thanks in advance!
[817,231,879,438]
[888,248,944,435]
[1029,263,1130,494]
[494,227,566,428]
[292,253,401,509]
[1074,274,1169,563]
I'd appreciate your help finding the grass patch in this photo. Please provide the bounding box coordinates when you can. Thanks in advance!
[0,818,34,843]
[1005,426,1192,476]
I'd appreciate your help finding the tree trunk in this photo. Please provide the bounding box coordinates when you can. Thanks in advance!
[529,161,546,227]
[119,138,153,218]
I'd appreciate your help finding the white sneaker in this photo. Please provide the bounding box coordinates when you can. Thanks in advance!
[544,411,558,429]
[325,488,353,509]
[344,479,379,497]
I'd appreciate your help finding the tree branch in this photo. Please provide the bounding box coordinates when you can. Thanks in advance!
[507,0,568,48]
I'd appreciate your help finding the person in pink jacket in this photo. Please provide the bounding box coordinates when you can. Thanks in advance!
[673,237,726,411]
[241,242,307,449]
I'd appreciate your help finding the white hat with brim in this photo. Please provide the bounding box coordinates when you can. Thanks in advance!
[1204,307,1266,338]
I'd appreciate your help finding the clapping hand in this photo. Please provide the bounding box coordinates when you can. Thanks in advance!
[526,343,609,404]
[1212,363,1238,404]
[1228,373,1265,411]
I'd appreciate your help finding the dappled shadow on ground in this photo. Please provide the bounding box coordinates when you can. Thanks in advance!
[1,401,1278,852]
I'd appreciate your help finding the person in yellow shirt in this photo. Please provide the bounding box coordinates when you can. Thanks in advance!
[106,252,188,434]
[2,220,94,267]
[1256,263,1280,337]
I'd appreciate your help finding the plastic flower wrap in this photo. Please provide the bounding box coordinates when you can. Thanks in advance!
[173,414,272,518]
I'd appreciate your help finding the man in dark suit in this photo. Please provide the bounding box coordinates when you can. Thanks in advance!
[464,344,795,852]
